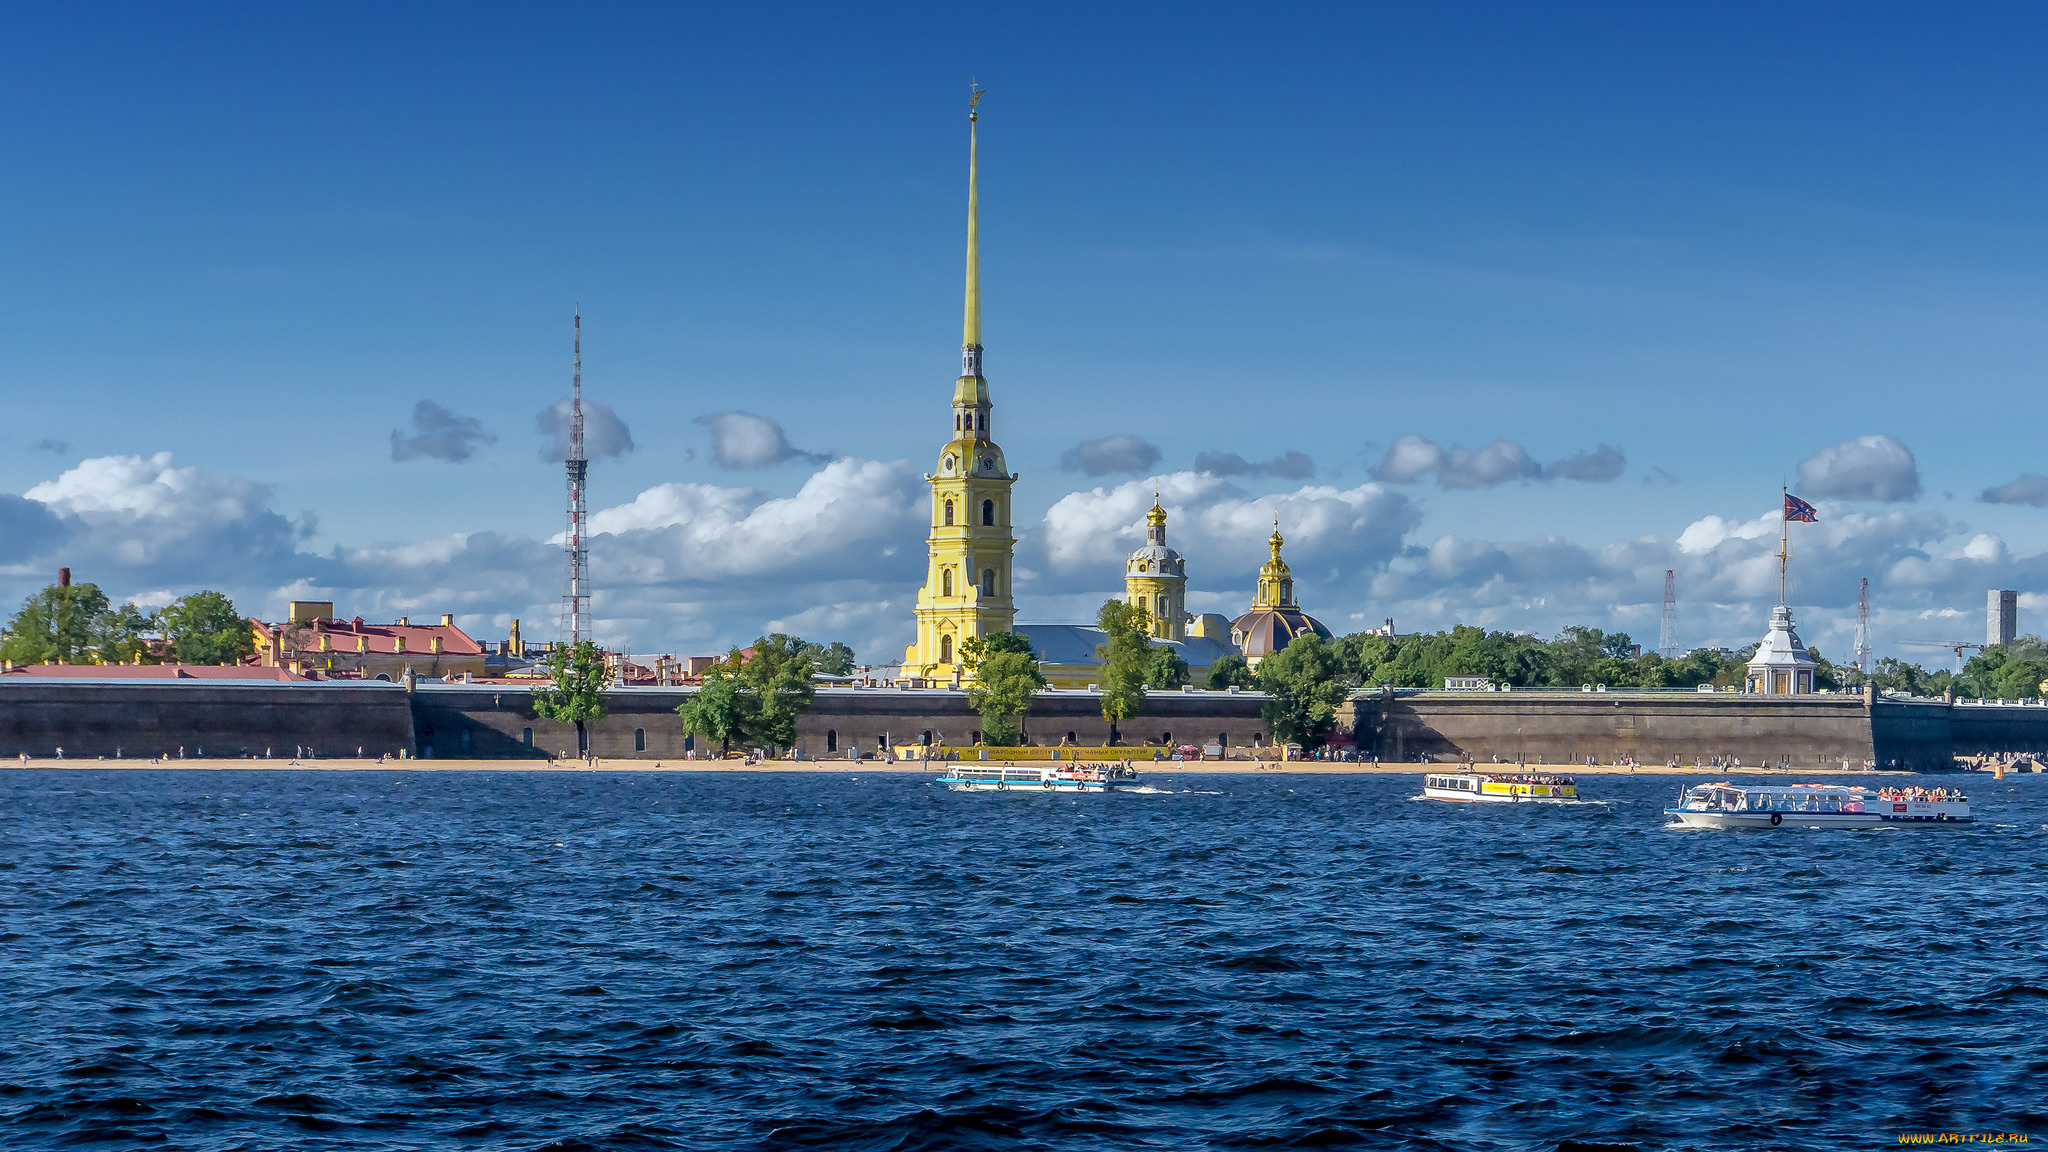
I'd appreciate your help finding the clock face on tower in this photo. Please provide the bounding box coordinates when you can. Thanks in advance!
[943,454,956,475]
[979,455,993,472]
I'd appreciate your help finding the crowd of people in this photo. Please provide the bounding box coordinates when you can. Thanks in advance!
[1876,786,1967,803]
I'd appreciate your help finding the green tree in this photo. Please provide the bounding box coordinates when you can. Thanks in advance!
[800,640,858,676]
[1,581,154,665]
[676,660,749,756]
[1146,644,1190,690]
[737,634,817,750]
[533,639,610,755]
[1095,600,1151,732]
[1255,634,1353,749]
[964,637,1045,746]
[1205,652,1254,690]
[158,590,254,665]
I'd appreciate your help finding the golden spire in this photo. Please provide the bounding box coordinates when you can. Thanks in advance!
[962,83,984,365]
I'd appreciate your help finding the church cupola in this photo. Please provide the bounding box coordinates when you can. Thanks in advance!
[1124,495,1188,641]
[1253,522,1296,609]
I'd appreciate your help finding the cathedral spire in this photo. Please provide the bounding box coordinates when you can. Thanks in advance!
[961,83,984,377]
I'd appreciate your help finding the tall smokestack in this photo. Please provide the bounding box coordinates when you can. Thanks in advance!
[58,568,70,588]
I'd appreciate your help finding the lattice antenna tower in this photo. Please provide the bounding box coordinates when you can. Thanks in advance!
[1658,569,1679,658]
[561,305,592,645]
[1853,576,1873,674]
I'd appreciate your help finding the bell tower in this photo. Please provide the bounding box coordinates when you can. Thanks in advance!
[904,86,1017,683]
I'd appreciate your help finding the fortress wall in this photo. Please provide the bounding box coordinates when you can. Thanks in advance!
[1938,702,2048,758]
[409,685,1274,760]
[1350,693,1879,767]
[0,681,415,760]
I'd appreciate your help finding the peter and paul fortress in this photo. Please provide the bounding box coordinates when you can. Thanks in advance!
[902,88,1017,685]
[900,92,1320,690]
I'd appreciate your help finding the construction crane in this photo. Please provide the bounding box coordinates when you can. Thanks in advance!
[1899,639,1984,674]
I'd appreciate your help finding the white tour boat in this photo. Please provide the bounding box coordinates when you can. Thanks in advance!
[937,763,1144,793]
[1423,772,1579,802]
[1667,782,1972,829]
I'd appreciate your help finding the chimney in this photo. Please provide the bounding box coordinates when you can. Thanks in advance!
[509,619,522,653]
[58,568,71,588]
[398,616,409,627]
[440,613,454,627]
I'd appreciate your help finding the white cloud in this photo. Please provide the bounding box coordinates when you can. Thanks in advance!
[1797,434,1921,502]
[1059,435,1162,477]
[692,411,825,470]
[390,400,495,463]
[1372,435,1625,489]
[1980,473,2048,507]
[538,399,636,461]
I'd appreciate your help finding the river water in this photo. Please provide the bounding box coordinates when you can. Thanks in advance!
[3,769,2044,1150]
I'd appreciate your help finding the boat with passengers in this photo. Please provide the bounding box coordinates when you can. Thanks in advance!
[1422,772,1579,802]
[937,762,1144,793]
[1667,782,1971,829]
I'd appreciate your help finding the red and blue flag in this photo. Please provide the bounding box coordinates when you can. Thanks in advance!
[1784,493,1818,522]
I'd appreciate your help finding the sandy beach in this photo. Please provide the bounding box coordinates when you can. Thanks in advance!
[6,757,1915,776]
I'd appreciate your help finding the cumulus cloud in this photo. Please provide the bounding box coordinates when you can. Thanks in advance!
[538,399,636,461]
[1980,474,2048,507]
[691,411,825,470]
[1060,435,1161,477]
[1797,434,1920,502]
[1374,435,1626,489]
[1194,450,1316,480]
[1030,472,1420,597]
[390,400,495,463]
[1544,444,1627,483]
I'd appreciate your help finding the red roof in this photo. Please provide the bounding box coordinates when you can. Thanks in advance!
[251,615,484,657]
[1,664,311,681]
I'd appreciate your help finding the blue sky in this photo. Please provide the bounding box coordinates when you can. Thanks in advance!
[6,4,2048,663]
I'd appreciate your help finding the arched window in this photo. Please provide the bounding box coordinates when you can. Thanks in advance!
[634,728,645,751]
[523,727,533,747]
[939,634,953,663]
[981,569,995,596]
[982,499,995,525]
[1158,595,1167,616]
[942,568,954,596]
[943,501,954,526]
[826,729,837,752]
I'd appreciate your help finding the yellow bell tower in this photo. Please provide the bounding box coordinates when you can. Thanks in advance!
[904,86,1017,684]
[1123,496,1188,641]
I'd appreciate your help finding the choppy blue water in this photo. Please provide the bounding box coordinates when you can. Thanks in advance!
[3,770,2046,1151]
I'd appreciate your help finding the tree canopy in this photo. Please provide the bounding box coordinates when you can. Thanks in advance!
[800,640,857,676]
[675,633,818,755]
[1095,600,1151,726]
[533,639,610,753]
[962,631,1044,746]
[1256,634,1350,748]
[158,590,254,666]
[2,581,162,666]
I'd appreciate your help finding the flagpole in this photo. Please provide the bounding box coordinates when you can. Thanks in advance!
[1779,485,1789,607]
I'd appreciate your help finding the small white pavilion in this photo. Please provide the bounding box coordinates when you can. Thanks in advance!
[1745,604,1819,695]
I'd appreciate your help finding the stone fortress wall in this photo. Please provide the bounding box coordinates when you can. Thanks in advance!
[5,680,2046,768]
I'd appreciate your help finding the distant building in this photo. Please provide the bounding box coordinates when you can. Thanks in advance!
[1745,605,1818,695]
[1229,525,1331,668]
[1989,589,2018,648]
[250,601,486,681]
[1,663,308,681]
[1124,497,1189,641]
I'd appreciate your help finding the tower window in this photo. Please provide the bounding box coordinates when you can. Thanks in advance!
[943,501,954,526]
[982,568,995,596]
[942,568,954,596]
[982,499,994,525]
[940,634,953,663]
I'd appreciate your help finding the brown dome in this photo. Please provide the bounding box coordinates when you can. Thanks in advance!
[1229,607,1332,659]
